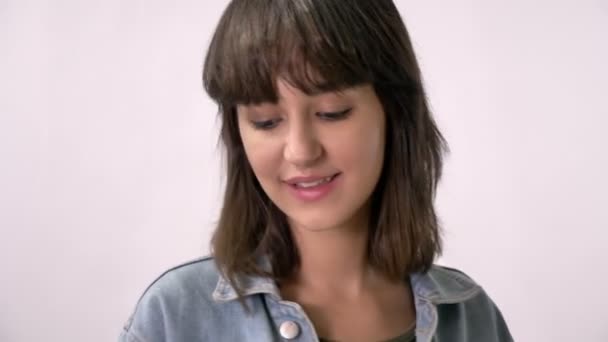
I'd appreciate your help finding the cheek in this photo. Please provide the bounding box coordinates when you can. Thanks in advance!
[329,121,385,175]
[240,131,282,184]
[249,152,278,183]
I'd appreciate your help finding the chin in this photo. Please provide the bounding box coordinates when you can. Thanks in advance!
[299,223,338,232]
[287,213,346,232]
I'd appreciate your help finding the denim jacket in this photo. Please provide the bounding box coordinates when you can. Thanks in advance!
[119,256,513,342]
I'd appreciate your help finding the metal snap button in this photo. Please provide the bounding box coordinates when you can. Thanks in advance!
[279,320,300,340]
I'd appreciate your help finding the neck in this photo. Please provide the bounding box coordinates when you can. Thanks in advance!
[285,209,378,296]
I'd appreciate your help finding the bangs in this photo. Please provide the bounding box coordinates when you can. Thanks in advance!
[203,0,378,106]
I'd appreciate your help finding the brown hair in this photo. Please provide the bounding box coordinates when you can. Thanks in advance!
[203,0,447,297]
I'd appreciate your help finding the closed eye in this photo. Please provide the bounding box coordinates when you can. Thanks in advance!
[250,118,282,130]
[249,108,351,130]
[317,108,352,121]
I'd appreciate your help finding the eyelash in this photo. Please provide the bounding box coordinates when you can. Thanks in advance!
[250,108,352,131]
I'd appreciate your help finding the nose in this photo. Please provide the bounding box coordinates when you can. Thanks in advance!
[283,120,322,167]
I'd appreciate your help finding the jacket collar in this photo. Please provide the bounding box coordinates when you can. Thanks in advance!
[212,260,480,305]
[409,266,481,304]
[212,256,282,302]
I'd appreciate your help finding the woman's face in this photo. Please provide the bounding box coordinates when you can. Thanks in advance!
[237,79,386,232]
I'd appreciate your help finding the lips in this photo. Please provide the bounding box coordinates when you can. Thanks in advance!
[284,173,340,187]
[283,173,341,202]
[292,176,334,188]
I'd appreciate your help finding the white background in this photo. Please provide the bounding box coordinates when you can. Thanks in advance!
[1,1,607,341]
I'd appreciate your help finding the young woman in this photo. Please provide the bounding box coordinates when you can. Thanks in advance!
[120,1,513,341]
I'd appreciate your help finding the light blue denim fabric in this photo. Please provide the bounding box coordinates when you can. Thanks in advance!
[119,256,513,342]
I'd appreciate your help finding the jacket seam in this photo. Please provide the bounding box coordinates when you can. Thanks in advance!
[432,285,482,304]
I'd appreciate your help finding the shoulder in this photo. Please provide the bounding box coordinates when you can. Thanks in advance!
[416,265,513,341]
[120,256,223,341]
[422,264,483,303]
[136,256,220,300]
